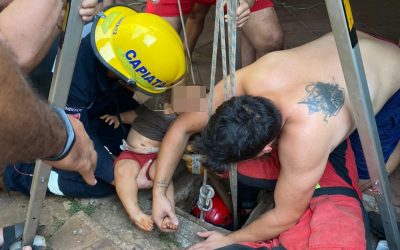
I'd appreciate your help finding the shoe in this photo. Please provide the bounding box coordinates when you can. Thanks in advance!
[0,223,46,250]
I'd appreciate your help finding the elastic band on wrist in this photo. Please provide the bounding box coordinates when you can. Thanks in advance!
[44,106,76,161]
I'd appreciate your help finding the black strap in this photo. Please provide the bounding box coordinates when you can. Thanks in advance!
[328,140,353,187]
[312,186,359,199]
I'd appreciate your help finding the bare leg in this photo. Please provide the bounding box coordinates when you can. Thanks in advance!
[162,16,185,33]
[185,3,211,55]
[241,7,283,66]
[240,31,256,67]
[359,142,400,191]
[115,159,153,231]
[386,142,400,175]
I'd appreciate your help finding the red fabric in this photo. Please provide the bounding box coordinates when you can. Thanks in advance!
[250,0,274,12]
[237,150,280,180]
[114,150,157,180]
[146,0,273,16]
[239,195,365,249]
[233,139,366,249]
[237,140,361,197]
[146,0,194,16]
[115,150,157,167]
[196,0,274,11]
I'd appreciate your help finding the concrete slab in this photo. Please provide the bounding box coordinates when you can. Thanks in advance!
[49,211,121,250]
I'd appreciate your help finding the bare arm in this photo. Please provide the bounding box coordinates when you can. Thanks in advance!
[151,111,208,231]
[0,39,97,185]
[235,116,332,237]
[100,110,138,129]
[189,121,331,249]
[0,0,64,72]
[154,112,206,187]
[0,39,65,165]
[152,71,240,231]
[120,110,138,124]
[153,71,238,196]
[0,0,101,73]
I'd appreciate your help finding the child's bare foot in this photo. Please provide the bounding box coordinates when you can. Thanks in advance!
[131,213,154,231]
[161,217,178,231]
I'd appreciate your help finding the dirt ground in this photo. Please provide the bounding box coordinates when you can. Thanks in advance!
[1,0,399,249]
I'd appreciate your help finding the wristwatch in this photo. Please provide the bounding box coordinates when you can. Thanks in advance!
[44,106,76,161]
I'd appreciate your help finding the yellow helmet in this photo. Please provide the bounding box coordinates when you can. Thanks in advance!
[91,5,187,95]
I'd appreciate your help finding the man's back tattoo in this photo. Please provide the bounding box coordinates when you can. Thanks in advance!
[298,81,345,122]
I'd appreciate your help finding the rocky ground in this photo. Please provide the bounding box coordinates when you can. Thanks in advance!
[1,166,399,249]
[0,165,232,249]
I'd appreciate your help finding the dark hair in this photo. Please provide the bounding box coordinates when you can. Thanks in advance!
[195,95,282,172]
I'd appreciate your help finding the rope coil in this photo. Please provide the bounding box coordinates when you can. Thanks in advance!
[197,184,215,220]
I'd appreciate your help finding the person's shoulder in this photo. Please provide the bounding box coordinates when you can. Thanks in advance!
[241,51,296,92]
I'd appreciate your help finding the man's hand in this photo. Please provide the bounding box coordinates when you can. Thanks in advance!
[235,0,255,27]
[100,114,120,129]
[188,231,232,250]
[152,193,179,232]
[136,159,153,189]
[79,0,103,22]
[44,116,97,186]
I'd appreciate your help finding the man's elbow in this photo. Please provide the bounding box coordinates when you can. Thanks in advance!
[270,208,303,232]
[2,45,36,73]
[15,53,37,73]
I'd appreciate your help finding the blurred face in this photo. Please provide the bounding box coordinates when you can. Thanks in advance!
[172,85,207,113]
[130,85,208,114]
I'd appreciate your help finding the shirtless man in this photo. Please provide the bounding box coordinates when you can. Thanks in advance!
[151,31,400,247]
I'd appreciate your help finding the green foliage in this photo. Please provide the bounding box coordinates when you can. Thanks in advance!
[67,199,96,216]
[82,203,96,216]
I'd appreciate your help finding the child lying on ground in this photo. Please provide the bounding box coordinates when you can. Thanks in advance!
[101,104,177,231]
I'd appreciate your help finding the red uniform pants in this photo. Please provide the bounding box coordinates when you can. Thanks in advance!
[220,139,369,249]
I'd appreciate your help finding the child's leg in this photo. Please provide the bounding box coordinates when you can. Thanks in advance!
[114,159,153,231]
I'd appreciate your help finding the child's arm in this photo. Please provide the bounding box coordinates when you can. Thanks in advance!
[119,110,138,124]
[100,110,138,129]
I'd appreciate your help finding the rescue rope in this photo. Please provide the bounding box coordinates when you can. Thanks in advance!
[206,0,240,229]
[176,0,214,220]
[174,0,240,225]
[226,0,239,230]
[198,0,225,222]
[177,0,196,84]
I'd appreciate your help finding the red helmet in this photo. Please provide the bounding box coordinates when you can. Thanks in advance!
[191,191,233,227]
